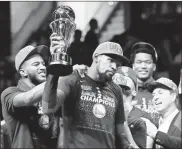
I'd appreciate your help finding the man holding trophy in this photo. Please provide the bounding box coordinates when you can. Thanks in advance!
[0,5,75,149]
[42,5,139,148]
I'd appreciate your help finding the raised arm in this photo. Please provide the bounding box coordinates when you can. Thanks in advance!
[42,75,67,114]
[42,71,78,115]
[42,33,80,114]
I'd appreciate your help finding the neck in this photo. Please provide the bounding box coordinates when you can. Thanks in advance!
[137,76,153,85]
[161,104,177,119]
[87,64,106,83]
[20,78,36,88]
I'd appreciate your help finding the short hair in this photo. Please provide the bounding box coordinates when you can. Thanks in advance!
[130,48,157,64]
[130,42,157,64]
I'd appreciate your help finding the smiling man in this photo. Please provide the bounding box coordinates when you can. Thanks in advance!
[130,42,159,123]
[1,45,60,148]
[144,77,182,148]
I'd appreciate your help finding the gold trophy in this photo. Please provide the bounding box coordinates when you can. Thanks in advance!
[47,5,76,76]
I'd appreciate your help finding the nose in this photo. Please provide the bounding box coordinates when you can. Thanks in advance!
[39,63,46,70]
[141,62,147,68]
[153,94,159,102]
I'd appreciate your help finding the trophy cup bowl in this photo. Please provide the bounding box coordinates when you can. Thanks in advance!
[47,5,76,76]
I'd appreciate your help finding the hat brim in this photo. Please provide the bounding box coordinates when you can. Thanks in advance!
[148,82,172,93]
[104,53,130,66]
[119,84,131,90]
[25,45,50,64]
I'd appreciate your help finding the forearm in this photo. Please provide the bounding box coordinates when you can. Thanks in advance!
[42,74,59,114]
[13,82,46,107]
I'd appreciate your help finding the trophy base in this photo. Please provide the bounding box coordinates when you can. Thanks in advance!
[47,53,73,76]
[47,63,73,76]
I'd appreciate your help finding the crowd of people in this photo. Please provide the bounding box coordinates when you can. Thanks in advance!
[0,16,182,149]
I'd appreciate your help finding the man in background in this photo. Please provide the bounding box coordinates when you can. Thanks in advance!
[130,42,159,123]
[113,66,156,148]
[144,77,181,148]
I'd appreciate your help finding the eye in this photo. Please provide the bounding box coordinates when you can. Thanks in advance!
[135,60,141,64]
[158,90,163,94]
[32,62,39,66]
[108,58,113,63]
[42,62,45,66]
[146,61,152,64]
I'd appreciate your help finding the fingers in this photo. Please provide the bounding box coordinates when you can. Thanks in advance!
[73,64,79,71]
[50,45,61,54]
[73,64,88,77]
[50,33,65,54]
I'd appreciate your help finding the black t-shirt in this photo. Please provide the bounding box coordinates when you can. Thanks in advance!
[58,72,125,148]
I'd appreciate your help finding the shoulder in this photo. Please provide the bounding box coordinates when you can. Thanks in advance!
[109,81,122,95]
[58,70,81,88]
[108,81,123,102]
[65,70,80,82]
[1,86,22,107]
[1,86,19,99]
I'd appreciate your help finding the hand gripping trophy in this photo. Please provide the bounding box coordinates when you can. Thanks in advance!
[47,5,76,76]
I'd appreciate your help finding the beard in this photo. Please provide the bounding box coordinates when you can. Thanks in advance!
[29,73,46,85]
[98,71,114,82]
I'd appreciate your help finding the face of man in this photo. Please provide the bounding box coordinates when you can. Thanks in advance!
[152,88,176,114]
[96,55,121,82]
[133,53,156,82]
[20,54,46,85]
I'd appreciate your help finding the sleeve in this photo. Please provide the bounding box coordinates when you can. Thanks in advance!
[115,85,126,124]
[57,71,79,98]
[1,87,23,116]
[154,131,182,148]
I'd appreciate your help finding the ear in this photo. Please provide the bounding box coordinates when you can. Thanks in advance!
[19,69,28,78]
[171,92,177,102]
[93,54,99,63]
[153,63,156,72]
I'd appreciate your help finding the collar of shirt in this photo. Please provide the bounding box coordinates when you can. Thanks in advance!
[138,77,155,89]
[158,109,179,133]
